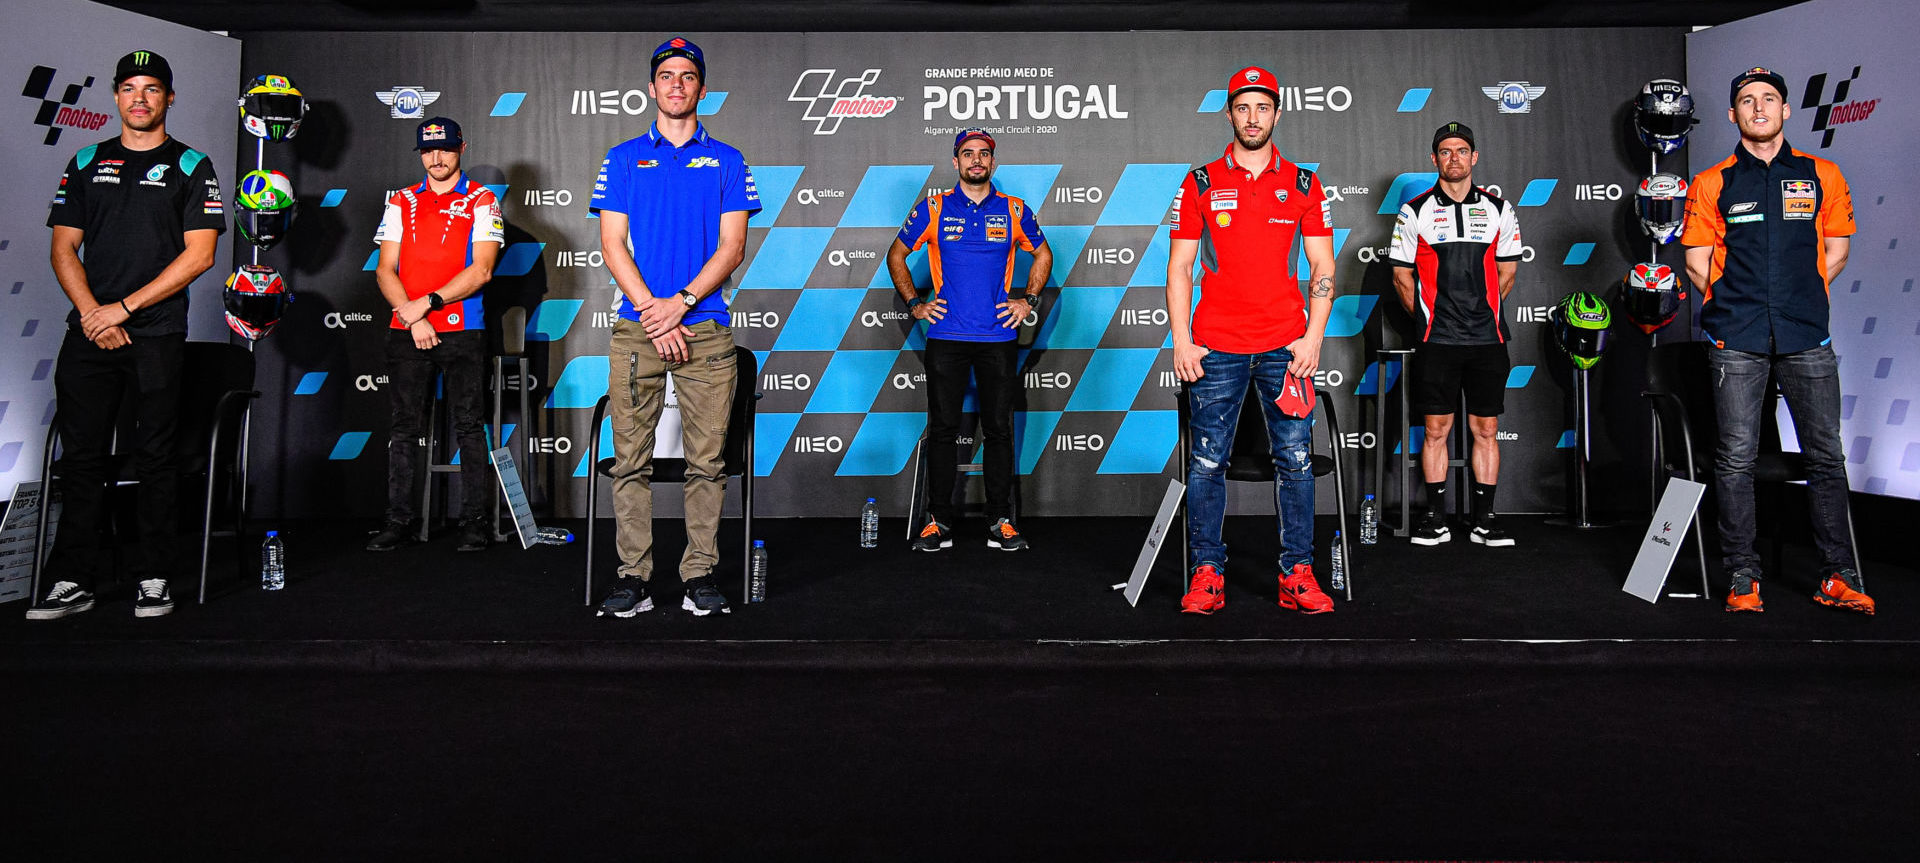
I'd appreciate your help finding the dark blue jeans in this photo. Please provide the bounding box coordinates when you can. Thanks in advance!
[1186,347,1316,572]
[1708,343,1856,576]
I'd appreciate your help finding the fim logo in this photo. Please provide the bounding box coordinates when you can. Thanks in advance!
[375,85,440,119]
[22,66,104,146]
[792,435,845,453]
[1483,81,1547,114]
[788,69,900,135]
[762,373,813,391]
[1513,305,1555,324]
[1573,183,1623,201]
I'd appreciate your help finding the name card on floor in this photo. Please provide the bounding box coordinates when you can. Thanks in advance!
[492,447,539,549]
[0,482,59,604]
[1123,479,1185,607]
[1623,478,1706,604]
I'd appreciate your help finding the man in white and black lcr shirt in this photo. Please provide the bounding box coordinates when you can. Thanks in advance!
[29,50,225,621]
[1388,122,1525,549]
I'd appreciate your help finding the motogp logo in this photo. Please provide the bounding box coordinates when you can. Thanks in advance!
[788,69,900,135]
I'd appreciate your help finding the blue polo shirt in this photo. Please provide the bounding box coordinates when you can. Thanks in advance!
[589,123,760,326]
[897,184,1045,343]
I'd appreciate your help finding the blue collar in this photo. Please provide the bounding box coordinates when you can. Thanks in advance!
[947,183,1000,207]
[412,172,470,195]
[644,122,711,149]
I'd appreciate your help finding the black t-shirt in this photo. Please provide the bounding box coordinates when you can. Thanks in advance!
[46,136,226,336]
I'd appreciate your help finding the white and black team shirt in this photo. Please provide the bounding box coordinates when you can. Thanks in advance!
[1387,185,1523,345]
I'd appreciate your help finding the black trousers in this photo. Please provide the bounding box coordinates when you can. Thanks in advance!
[384,329,491,525]
[48,330,184,587]
[924,337,1019,525]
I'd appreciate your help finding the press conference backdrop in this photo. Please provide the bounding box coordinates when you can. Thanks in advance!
[1689,0,1920,501]
[236,28,1681,519]
[0,0,240,502]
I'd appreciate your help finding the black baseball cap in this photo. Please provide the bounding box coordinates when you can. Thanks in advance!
[651,36,706,80]
[113,50,172,90]
[1729,67,1788,105]
[415,117,463,151]
[1432,121,1475,152]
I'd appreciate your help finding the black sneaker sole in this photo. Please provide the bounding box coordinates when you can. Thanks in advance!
[1469,532,1514,547]
[24,599,94,620]
[911,539,953,551]
[682,596,732,616]
[1410,531,1450,546]
[596,597,654,618]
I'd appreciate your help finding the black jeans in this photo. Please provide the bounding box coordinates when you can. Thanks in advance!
[924,337,1019,525]
[1709,344,1855,576]
[48,329,184,587]
[385,329,491,525]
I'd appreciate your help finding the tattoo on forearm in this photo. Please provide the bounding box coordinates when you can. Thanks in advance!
[1310,276,1333,298]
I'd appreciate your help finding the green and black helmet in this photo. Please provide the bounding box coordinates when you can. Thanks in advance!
[1553,290,1612,369]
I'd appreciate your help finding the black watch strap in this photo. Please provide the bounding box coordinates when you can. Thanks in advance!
[905,295,926,309]
[426,292,445,311]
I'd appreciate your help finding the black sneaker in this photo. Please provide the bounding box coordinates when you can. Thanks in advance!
[596,578,653,618]
[681,575,731,616]
[455,520,490,553]
[365,523,414,552]
[133,579,173,618]
[24,581,94,620]
[1410,511,1450,546]
[986,518,1029,551]
[910,518,952,552]
[1469,515,1515,547]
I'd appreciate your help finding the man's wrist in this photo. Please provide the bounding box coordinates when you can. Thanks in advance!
[905,295,926,309]
[426,292,446,311]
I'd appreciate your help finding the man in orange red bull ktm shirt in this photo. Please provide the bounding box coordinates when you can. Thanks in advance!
[1683,66,1872,615]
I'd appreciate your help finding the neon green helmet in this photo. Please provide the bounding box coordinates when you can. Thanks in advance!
[1554,290,1612,369]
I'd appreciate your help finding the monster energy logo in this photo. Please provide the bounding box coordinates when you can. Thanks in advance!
[133,52,151,66]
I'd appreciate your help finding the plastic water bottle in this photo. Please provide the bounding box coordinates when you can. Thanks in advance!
[749,540,769,603]
[1329,530,1347,592]
[261,531,286,591]
[534,526,574,545]
[859,498,880,548]
[1359,494,1379,546]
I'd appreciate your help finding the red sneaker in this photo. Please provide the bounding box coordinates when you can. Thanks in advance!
[1277,563,1334,614]
[1180,565,1226,614]
[1813,569,1875,616]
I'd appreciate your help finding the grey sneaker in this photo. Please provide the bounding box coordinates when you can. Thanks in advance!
[133,578,173,618]
[910,518,952,552]
[596,578,653,618]
[986,518,1029,551]
[681,575,731,616]
[25,581,95,620]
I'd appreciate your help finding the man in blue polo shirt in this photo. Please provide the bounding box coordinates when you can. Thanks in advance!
[589,36,759,618]
[886,128,1052,552]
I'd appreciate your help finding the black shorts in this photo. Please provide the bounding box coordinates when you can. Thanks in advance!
[1410,342,1508,417]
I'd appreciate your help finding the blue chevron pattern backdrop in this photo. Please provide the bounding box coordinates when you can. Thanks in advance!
[73,29,1696,517]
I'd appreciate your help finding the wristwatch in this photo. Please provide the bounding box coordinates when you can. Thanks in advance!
[426,292,446,311]
[678,289,699,308]
[905,295,926,309]
[1020,292,1043,311]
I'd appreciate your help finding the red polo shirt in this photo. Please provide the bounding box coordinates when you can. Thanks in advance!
[1171,144,1332,354]
[373,173,504,332]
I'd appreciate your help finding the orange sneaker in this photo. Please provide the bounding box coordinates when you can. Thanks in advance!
[1180,565,1226,614]
[1724,569,1764,613]
[1277,563,1334,614]
[1813,569,1874,615]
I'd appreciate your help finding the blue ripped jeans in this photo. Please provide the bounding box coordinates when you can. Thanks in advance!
[1186,347,1316,573]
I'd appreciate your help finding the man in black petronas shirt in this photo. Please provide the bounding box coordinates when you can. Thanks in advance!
[28,50,225,621]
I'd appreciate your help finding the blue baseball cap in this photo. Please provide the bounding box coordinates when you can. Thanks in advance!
[415,116,462,151]
[953,127,995,154]
[651,37,706,80]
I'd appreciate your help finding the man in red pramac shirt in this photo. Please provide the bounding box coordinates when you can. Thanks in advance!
[1166,66,1339,616]
[366,117,504,553]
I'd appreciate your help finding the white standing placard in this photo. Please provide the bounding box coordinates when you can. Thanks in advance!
[1623,478,1707,604]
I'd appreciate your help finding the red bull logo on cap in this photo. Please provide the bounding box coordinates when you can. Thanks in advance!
[421,124,447,141]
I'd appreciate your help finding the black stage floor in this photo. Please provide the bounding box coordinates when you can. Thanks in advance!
[5,516,1916,860]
